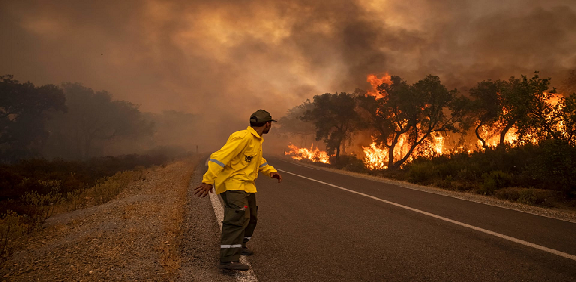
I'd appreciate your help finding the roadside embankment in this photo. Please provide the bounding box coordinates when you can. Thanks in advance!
[1,158,202,281]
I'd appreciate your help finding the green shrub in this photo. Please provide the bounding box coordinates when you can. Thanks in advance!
[330,155,366,172]
[21,188,63,222]
[406,162,436,184]
[435,175,453,189]
[455,168,477,182]
[518,189,539,205]
[0,211,30,261]
[479,170,512,195]
[521,189,561,206]
[520,139,576,197]
[495,187,522,201]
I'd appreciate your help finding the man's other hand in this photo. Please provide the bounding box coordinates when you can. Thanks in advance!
[270,172,282,183]
[194,183,214,197]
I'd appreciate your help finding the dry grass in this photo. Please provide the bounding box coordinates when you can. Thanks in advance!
[158,159,195,277]
[0,169,146,261]
[1,156,200,281]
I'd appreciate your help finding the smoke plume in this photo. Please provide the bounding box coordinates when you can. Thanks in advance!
[1,0,575,153]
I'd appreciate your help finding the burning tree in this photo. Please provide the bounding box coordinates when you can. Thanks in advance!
[452,79,502,149]
[357,75,458,169]
[455,72,554,148]
[552,94,576,145]
[302,92,361,160]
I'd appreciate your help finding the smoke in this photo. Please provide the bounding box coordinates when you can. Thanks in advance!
[1,0,575,152]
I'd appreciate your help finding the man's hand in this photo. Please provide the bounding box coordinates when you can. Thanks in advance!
[194,183,214,197]
[270,172,282,183]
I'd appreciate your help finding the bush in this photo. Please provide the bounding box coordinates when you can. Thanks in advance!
[0,211,30,260]
[479,170,513,195]
[495,187,522,201]
[406,162,437,184]
[330,155,366,172]
[520,139,576,197]
[518,189,539,205]
[402,140,576,201]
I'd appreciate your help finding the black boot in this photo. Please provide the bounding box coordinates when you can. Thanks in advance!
[241,247,254,256]
[219,261,250,271]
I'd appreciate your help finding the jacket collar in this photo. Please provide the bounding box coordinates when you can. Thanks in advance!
[247,126,263,140]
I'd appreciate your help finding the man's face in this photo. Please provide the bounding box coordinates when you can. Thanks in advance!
[262,121,272,134]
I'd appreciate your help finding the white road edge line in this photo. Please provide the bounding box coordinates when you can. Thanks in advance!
[280,159,576,224]
[277,168,576,262]
[206,170,258,281]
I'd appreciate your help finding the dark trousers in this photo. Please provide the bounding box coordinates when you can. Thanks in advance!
[220,190,258,262]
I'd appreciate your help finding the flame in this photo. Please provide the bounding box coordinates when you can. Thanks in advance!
[363,141,388,170]
[366,74,392,99]
[433,134,444,154]
[285,143,330,164]
[476,124,518,148]
[362,132,445,169]
[361,92,568,169]
[546,93,566,135]
[289,74,569,170]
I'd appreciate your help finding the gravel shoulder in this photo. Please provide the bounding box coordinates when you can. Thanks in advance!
[177,160,238,282]
[1,157,223,281]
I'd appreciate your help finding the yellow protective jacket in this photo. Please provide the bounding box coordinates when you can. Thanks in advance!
[202,126,277,194]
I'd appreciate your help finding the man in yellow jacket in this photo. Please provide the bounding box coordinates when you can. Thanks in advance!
[194,109,282,271]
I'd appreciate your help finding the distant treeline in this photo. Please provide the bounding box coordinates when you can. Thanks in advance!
[0,75,197,163]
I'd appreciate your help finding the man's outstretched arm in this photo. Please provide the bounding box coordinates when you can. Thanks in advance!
[194,183,213,197]
[270,171,282,183]
[259,157,282,183]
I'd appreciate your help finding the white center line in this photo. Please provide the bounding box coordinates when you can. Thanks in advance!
[277,168,576,262]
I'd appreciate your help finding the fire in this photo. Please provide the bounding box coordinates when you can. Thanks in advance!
[433,134,444,154]
[366,74,392,99]
[363,141,388,170]
[546,93,566,135]
[285,143,330,164]
[477,124,518,148]
[289,74,569,170]
[362,132,445,169]
[361,92,568,169]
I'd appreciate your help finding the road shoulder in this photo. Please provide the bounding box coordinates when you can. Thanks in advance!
[177,159,238,282]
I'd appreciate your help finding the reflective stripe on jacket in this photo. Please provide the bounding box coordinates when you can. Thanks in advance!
[202,126,277,194]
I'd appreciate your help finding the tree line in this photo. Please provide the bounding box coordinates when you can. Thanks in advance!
[0,75,197,163]
[282,71,576,169]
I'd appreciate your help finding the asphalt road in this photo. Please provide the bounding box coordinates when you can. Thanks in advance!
[245,157,576,281]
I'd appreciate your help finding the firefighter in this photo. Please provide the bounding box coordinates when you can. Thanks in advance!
[194,109,282,271]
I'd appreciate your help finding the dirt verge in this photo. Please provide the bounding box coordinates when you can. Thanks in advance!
[1,158,199,281]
